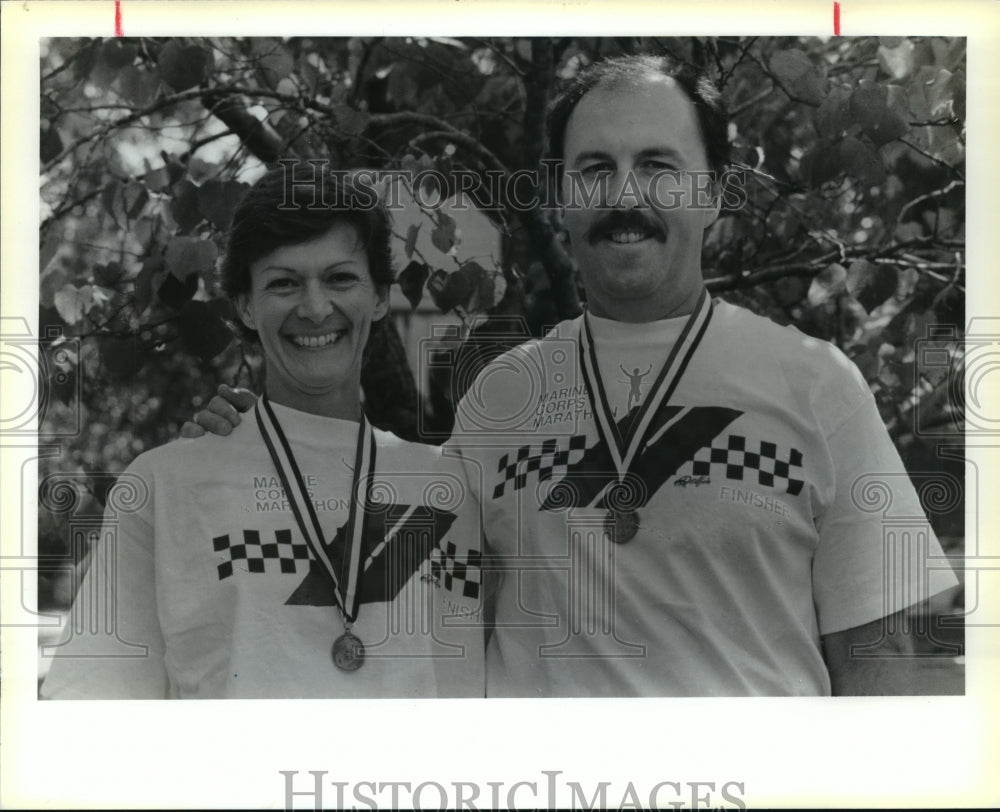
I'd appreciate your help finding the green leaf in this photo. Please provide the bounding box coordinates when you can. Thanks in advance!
[40,125,63,163]
[430,212,458,253]
[807,263,847,307]
[331,104,371,137]
[116,66,161,108]
[839,136,887,185]
[443,268,475,311]
[197,180,249,231]
[256,45,295,89]
[397,261,430,310]
[164,236,219,282]
[816,86,852,138]
[179,300,235,361]
[800,142,840,187]
[850,84,909,146]
[53,284,86,325]
[298,55,325,95]
[134,254,164,318]
[73,41,100,81]
[40,226,63,274]
[791,68,827,106]
[907,65,956,120]
[426,268,453,312]
[53,284,100,325]
[124,181,149,219]
[878,39,915,80]
[100,40,138,70]
[93,261,124,287]
[846,259,898,313]
[847,344,880,381]
[156,270,199,309]
[404,223,420,260]
[169,180,204,232]
[99,336,143,380]
[158,39,214,91]
[769,49,813,84]
[144,165,172,192]
[773,275,808,307]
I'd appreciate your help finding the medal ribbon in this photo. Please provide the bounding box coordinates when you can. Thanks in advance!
[254,395,375,623]
[578,288,714,487]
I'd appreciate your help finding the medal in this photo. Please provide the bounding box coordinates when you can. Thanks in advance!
[256,396,376,672]
[332,630,366,672]
[605,509,640,544]
[578,289,713,543]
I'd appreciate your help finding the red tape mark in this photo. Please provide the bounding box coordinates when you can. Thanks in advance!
[115,1,123,37]
[833,2,841,36]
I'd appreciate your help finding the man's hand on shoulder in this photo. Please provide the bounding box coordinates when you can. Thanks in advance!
[179,385,257,438]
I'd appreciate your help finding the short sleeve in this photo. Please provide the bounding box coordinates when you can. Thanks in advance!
[39,470,169,699]
[812,395,959,635]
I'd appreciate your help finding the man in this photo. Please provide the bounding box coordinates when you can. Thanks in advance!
[192,54,958,696]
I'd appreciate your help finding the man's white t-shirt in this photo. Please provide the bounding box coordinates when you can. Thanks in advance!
[447,299,958,696]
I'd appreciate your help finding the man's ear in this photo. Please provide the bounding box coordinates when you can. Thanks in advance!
[235,294,256,332]
[703,176,723,230]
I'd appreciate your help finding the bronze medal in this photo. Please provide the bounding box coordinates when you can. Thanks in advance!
[332,631,366,672]
[578,291,714,548]
[606,509,639,544]
[257,397,376,677]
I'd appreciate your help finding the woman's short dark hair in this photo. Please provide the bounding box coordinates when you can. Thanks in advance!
[220,162,395,301]
[546,54,730,177]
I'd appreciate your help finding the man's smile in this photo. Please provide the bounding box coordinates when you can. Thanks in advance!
[607,229,654,244]
[587,210,667,246]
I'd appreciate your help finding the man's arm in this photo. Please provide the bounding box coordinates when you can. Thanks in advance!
[179,384,257,437]
[820,601,955,695]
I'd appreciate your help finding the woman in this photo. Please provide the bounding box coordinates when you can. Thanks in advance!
[41,167,485,699]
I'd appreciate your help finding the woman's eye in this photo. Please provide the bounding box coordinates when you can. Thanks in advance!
[264,278,297,290]
[327,273,358,286]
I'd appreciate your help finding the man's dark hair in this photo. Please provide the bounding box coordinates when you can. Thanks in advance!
[546,54,730,176]
[220,163,395,300]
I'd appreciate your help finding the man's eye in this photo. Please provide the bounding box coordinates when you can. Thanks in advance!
[643,160,679,172]
[579,164,611,176]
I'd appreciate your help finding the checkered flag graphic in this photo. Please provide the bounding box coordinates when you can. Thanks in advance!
[430,542,482,599]
[213,528,311,580]
[492,435,589,499]
[686,434,804,495]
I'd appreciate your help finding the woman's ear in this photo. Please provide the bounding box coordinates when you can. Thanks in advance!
[235,294,256,331]
[373,286,390,321]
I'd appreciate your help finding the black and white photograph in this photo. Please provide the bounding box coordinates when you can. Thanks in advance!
[2,1,998,809]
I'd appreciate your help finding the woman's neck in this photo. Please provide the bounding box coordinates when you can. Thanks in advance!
[264,385,363,422]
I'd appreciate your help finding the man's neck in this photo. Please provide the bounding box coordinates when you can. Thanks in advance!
[586,283,706,323]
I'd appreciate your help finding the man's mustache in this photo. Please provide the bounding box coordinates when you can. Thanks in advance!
[585,209,667,245]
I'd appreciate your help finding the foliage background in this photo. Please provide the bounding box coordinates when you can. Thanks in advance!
[38,36,965,658]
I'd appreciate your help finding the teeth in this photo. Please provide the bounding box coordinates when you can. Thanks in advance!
[608,230,648,244]
[291,330,345,348]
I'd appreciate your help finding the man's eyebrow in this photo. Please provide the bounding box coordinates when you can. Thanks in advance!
[259,260,360,274]
[636,147,686,162]
[566,147,688,166]
[567,150,613,166]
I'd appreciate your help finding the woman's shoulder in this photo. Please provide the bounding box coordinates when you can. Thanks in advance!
[124,418,258,477]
